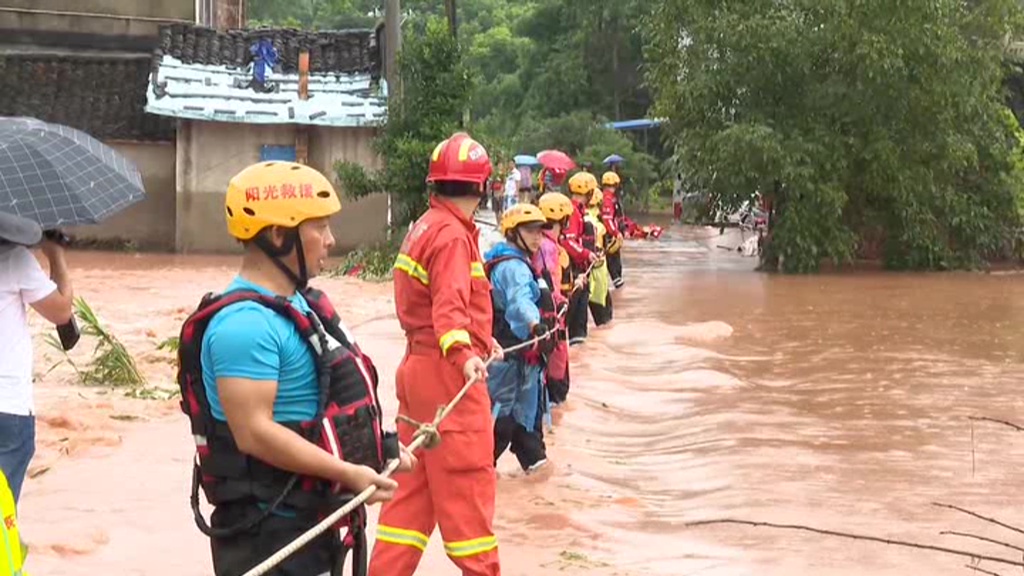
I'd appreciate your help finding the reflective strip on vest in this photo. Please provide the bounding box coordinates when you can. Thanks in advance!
[377,525,429,551]
[444,535,498,558]
[439,329,472,355]
[470,261,486,279]
[394,254,430,286]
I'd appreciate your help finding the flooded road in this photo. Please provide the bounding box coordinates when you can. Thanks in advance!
[17,224,1024,575]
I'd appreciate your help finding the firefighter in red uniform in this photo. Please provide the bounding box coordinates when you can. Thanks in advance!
[600,171,625,289]
[562,172,600,346]
[369,132,502,576]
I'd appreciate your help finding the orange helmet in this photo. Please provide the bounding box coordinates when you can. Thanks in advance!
[568,172,598,196]
[225,161,340,241]
[426,132,493,194]
[538,192,573,221]
[601,171,621,187]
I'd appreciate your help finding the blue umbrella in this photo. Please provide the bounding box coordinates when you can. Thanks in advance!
[514,154,540,166]
[603,154,625,165]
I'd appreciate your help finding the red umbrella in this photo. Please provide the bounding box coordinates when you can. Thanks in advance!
[536,149,576,172]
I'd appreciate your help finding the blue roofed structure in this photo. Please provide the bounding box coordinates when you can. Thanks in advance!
[605,118,665,131]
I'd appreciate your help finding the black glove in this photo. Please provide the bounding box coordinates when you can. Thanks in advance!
[531,322,556,355]
[531,322,550,338]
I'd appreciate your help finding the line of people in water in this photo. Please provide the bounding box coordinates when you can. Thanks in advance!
[484,167,628,474]
[0,131,630,576]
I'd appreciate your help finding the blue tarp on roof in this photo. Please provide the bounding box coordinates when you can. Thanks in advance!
[605,119,664,131]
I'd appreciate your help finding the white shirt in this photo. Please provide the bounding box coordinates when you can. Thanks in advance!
[504,169,521,198]
[0,247,56,415]
[673,177,684,203]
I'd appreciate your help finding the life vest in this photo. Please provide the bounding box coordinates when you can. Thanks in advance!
[557,245,573,292]
[0,471,25,576]
[484,254,558,361]
[176,287,399,567]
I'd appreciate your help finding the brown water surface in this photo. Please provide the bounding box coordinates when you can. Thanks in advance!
[17,224,1024,575]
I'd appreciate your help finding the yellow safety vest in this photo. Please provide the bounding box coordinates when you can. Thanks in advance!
[0,471,25,576]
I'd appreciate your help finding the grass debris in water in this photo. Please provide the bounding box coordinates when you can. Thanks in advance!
[46,297,147,390]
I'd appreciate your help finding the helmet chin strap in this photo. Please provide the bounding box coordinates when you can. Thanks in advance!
[254,228,310,291]
[512,229,531,254]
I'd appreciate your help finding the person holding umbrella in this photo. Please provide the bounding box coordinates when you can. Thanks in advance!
[0,211,74,503]
[0,117,156,505]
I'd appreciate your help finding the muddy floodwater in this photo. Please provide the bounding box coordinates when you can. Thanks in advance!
[15,224,1024,575]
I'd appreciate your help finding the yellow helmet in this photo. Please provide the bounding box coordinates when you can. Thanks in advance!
[589,188,602,206]
[500,203,548,235]
[538,192,573,221]
[568,172,598,196]
[601,171,621,187]
[225,161,341,241]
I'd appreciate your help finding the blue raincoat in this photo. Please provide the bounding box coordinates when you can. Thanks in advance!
[485,241,546,433]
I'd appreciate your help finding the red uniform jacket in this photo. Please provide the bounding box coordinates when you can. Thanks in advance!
[601,188,621,238]
[393,196,493,372]
[560,199,593,268]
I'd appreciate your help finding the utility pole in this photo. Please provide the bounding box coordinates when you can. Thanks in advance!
[444,0,457,40]
[384,0,402,100]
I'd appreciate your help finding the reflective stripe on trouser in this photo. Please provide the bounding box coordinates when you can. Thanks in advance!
[368,355,499,576]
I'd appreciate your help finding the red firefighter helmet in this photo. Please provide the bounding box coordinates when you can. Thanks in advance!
[426,132,493,194]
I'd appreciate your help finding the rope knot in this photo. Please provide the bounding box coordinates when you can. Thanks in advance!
[397,408,444,450]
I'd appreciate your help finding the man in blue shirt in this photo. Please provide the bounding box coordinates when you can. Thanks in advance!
[187,161,413,576]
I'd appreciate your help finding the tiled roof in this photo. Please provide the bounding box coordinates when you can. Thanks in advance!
[0,52,176,142]
[145,24,386,127]
[156,24,381,76]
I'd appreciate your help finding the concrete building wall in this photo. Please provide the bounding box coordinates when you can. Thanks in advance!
[0,0,194,19]
[176,121,388,254]
[0,1,194,41]
[68,141,178,250]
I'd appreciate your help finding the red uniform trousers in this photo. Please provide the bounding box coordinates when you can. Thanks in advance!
[368,348,498,576]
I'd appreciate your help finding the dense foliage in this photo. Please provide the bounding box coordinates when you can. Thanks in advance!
[249,0,661,223]
[644,0,1024,272]
[251,0,1024,272]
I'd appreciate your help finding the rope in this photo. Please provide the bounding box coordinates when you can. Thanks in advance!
[240,326,562,576]
[242,244,589,575]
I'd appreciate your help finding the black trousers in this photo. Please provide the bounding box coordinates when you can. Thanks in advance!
[567,286,589,345]
[547,352,570,405]
[607,251,624,288]
[494,415,547,470]
[211,501,349,576]
[588,289,613,326]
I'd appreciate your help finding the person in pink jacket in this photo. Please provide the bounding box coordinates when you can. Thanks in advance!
[534,193,574,405]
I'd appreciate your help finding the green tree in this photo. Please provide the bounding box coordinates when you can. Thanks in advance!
[644,0,1024,272]
[336,16,473,226]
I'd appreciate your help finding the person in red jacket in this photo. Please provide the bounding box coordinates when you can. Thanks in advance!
[562,172,600,346]
[369,132,503,576]
[600,171,625,289]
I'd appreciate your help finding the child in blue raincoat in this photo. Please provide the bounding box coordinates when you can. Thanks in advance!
[484,204,558,473]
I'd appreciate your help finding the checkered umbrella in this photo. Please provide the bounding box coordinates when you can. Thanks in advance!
[0,117,146,229]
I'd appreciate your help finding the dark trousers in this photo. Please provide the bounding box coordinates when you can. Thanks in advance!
[211,501,348,576]
[607,251,624,288]
[567,287,589,345]
[589,290,613,326]
[0,413,35,504]
[493,414,546,471]
[547,356,570,405]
